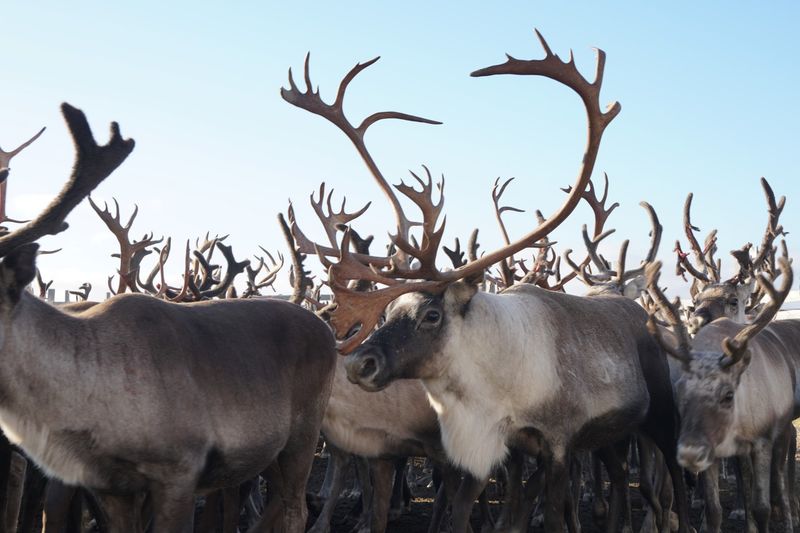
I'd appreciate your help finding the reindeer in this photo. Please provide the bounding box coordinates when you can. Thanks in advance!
[0,103,336,532]
[675,178,785,333]
[646,258,796,533]
[282,31,690,532]
[673,178,796,529]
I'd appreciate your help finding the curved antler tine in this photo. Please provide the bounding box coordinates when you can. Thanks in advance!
[615,240,630,285]
[723,257,793,365]
[583,226,616,274]
[282,55,440,263]
[617,202,663,284]
[639,201,662,264]
[752,177,787,270]
[0,127,46,167]
[675,239,711,285]
[471,28,621,123]
[681,192,717,281]
[491,176,525,247]
[645,261,693,367]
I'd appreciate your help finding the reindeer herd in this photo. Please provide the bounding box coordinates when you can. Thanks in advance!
[0,29,796,533]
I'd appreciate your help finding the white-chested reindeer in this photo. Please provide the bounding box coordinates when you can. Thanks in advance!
[0,104,337,533]
[282,31,691,533]
[647,258,796,533]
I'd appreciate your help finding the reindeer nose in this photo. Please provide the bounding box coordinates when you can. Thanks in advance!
[344,350,381,387]
[677,442,713,472]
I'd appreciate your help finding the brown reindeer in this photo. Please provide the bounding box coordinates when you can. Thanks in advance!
[0,103,336,532]
[282,30,691,533]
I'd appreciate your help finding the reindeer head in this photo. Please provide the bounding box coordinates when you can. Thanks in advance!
[679,178,786,335]
[344,280,478,390]
[646,258,792,472]
[687,281,753,334]
[282,30,621,390]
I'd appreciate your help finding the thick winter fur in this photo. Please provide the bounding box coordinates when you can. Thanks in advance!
[345,281,687,531]
[324,357,441,459]
[0,280,336,531]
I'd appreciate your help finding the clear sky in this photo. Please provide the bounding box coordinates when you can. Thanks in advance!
[2,2,798,299]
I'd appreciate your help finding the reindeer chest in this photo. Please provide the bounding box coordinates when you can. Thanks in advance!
[0,410,100,486]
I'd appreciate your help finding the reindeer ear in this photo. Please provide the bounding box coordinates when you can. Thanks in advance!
[446,279,479,316]
[0,243,39,303]
[622,277,645,299]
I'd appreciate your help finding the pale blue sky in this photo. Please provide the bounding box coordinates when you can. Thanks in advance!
[2,2,798,297]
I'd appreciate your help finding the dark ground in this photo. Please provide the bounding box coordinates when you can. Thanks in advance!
[304,447,758,533]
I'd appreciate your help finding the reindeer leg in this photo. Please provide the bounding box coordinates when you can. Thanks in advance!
[451,472,487,533]
[700,462,721,533]
[591,450,608,524]
[662,446,691,533]
[19,465,48,533]
[495,449,524,531]
[427,465,458,533]
[751,438,774,533]
[4,451,26,532]
[148,479,196,533]
[637,436,662,533]
[543,446,570,533]
[243,476,264,529]
[253,426,320,533]
[310,442,346,512]
[771,425,794,533]
[597,442,632,533]
[94,491,143,533]
[351,457,373,532]
[367,458,395,533]
[738,454,758,533]
[222,485,242,533]
[83,489,110,532]
[388,457,411,521]
[308,446,349,533]
[789,428,798,527]
[509,461,545,533]
[195,490,222,533]
[43,481,79,533]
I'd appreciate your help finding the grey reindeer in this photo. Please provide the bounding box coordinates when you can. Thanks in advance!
[0,104,336,532]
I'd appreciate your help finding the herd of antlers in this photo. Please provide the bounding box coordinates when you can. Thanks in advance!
[0,28,796,533]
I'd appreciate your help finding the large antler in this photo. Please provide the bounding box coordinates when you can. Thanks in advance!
[721,257,792,366]
[303,30,621,353]
[0,104,134,258]
[751,177,786,272]
[645,262,693,367]
[566,201,662,290]
[560,173,619,286]
[281,54,441,266]
[310,183,371,248]
[89,198,162,294]
[675,193,720,284]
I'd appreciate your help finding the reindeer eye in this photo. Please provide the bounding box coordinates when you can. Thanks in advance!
[422,309,441,325]
[729,298,738,308]
[720,390,734,406]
